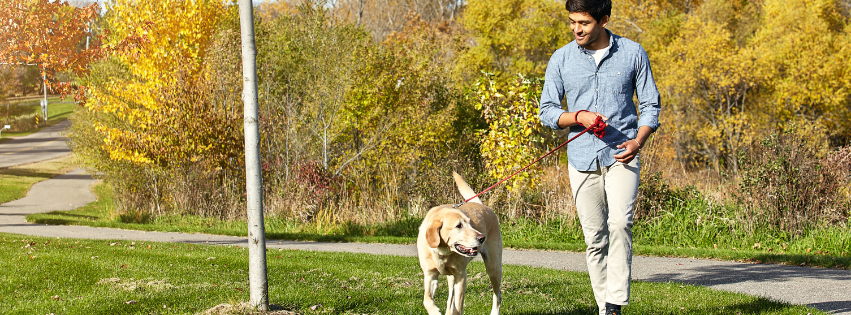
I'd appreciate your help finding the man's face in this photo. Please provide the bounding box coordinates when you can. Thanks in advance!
[569,11,609,50]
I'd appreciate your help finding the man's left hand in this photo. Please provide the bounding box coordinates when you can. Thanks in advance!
[614,140,640,163]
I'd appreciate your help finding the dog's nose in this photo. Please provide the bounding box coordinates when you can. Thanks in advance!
[476,234,486,243]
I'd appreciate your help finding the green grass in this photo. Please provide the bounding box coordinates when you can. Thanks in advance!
[0,155,78,204]
[0,232,826,315]
[27,181,851,270]
[0,96,75,141]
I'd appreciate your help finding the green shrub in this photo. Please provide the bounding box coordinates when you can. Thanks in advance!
[737,128,850,233]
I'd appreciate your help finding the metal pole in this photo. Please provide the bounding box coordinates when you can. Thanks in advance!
[238,0,268,311]
[42,70,48,121]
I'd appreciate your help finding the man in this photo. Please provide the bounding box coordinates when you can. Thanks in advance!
[538,1,661,314]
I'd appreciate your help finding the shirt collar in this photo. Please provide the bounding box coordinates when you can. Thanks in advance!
[577,29,616,54]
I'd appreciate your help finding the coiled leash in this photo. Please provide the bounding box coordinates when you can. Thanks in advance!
[454,112,607,208]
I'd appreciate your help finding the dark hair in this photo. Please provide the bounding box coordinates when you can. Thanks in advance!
[565,0,612,22]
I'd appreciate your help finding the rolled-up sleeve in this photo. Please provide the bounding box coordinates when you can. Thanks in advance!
[634,47,661,131]
[539,50,567,130]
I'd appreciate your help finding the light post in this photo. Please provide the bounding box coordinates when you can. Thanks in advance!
[42,67,48,121]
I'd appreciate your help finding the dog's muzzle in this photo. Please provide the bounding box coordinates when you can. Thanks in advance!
[454,244,479,257]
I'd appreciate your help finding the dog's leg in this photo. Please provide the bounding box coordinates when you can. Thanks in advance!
[483,248,503,315]
[451,271,468,315]
[445,274,456,315]
[423,270,441,315]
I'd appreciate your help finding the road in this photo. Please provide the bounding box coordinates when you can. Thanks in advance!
[0,123,849,314]
[0,120,72,168]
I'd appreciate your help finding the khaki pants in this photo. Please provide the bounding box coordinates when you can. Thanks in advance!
[568,158,639,314]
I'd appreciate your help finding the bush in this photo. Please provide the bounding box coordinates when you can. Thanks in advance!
[736,127,850,233]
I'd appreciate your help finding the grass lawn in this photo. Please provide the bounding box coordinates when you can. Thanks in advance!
[0,232,826,315]
[0,155,78,204]
[0,96,75,142]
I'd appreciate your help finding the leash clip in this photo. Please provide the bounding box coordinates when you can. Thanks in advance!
[452,202,465,209]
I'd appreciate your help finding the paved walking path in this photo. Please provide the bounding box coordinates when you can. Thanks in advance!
[0,168,849,314]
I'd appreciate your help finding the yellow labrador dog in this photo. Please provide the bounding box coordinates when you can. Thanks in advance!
[417,172,502,315]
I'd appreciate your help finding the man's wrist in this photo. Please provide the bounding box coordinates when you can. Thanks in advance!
[574,110,589,126]
[631,139,642,148]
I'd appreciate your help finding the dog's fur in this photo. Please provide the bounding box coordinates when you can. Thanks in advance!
[417,172,502,315]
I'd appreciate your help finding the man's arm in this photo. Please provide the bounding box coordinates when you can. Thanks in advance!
[539,50,568,130]
[614,45,661,163]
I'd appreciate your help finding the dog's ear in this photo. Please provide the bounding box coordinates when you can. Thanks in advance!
[426,215,443,248]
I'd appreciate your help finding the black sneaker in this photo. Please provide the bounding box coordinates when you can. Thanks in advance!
[605,303,621,315]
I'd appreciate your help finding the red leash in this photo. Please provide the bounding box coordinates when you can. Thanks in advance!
[460,115,607,204]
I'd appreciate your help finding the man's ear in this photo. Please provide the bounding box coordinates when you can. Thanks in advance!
[601,15,609,27]
[426,215,443,248]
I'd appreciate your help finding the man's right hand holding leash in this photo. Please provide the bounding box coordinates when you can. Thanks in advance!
[556,110,609,129]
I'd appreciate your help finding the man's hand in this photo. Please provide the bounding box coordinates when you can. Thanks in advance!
[614,139,640,163]
[575,111,608,128]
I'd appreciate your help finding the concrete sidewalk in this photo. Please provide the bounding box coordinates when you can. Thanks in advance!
[1,168,849,314]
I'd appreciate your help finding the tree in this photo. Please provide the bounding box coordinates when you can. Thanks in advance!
[81,0,226,165]
[259,5,374,176]
[0,65,13,101]
[331,0,463,40]
[750,0,851,144]
[71,0,235,216]
[458,0,571,79]
[0,0,100,99]
[608,0,702,41]
[652,13,763,172]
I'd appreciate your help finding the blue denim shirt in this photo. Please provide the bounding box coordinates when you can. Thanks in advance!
[539,30,661,171]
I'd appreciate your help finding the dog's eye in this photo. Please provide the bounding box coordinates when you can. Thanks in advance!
[456,222,463,229]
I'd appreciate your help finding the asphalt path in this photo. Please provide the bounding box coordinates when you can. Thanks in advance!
[1,126,849,314]
[0,120,72,169]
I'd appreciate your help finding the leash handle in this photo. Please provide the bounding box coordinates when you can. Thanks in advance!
[463,116,606,203]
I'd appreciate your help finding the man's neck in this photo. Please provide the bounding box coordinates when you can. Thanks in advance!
[583,30,610,51]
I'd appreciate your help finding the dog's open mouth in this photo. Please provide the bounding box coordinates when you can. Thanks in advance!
[454,244,479,257]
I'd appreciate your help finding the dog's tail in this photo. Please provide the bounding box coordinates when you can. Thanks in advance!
[452,171,482,204]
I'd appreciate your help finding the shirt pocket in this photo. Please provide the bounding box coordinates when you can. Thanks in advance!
[603,67,633,104]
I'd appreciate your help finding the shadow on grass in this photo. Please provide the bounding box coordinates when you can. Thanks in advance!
[30,212,100,222]
[698,299,805,315]
[0,168,63,179]
[512,309,596,315]
[749,252,851,269]
[26,218,79,225]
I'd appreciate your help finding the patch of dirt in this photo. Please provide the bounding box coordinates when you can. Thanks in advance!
[198,302,299,315]
[96,277,174,292]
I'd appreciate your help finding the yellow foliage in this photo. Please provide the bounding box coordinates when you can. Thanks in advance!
[653,14,763,170]
[459,0,571,78]
[86,0,225,165]
[475,73,547,190]
[752,0,851,123]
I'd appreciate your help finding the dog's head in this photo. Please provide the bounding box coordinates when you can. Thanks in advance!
[425,208,486,257]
